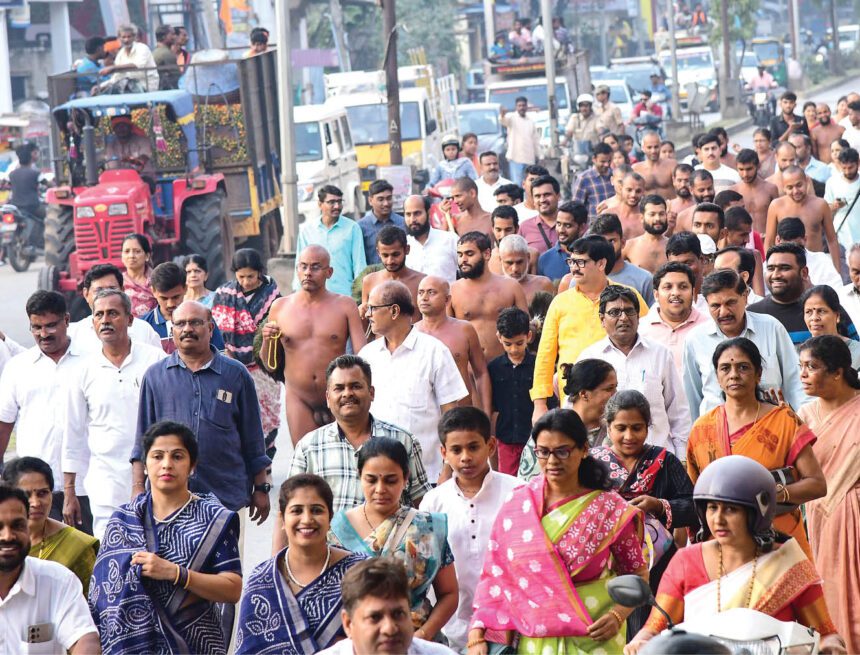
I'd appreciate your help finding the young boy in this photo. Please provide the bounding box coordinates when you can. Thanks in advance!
[487,307,548,474]
[419,406,519,651]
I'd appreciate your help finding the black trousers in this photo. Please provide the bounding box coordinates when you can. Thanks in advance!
[50,491,94,536]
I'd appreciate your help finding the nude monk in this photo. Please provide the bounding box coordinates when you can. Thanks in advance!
[444,176,492,238]
[260,245,367,444]
[360,225,425,323]
[487,205,538,275]
[811,103,844,163]
[765,166,841,272]
[596,165,630,214]
[766,142,815,195]
[633,131,676,199]
[675,169,715,232]
[497,233,556,304]
[730,148,779,234]
[415,275,492,416]
[616,171,646,239]
[623,194,669,274]
[449,231,529,360]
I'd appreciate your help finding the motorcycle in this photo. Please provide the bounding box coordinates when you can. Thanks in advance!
[608,575,821,655]
[425,178,458,231]
[747,88,775,128]
[0,204,45,272]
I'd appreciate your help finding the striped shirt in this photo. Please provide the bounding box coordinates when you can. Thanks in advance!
[572,168,614,216]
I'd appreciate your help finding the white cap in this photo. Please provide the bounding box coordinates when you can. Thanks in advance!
[697,233,717,255]
[577,93,595,105]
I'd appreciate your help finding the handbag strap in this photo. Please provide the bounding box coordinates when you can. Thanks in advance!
[382,508,418,553]
[536,220,554,249]
[837,183,860,235]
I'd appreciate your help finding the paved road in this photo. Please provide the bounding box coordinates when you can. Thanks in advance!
[1,74,857,570]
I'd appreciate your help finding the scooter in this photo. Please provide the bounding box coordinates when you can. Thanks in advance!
[608,575,820,655]
[0,204,44,272]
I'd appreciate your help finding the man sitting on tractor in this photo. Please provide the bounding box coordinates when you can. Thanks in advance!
[104,116,154,182]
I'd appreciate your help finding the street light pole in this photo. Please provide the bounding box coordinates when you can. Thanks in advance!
[382,0,402,165]
[540,0,558,157]
[483,0,496,57]
[718,0,730,112]
[667,0,680,119]
[275,0,299,251]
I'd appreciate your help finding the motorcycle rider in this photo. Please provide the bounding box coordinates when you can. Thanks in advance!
[624,455,847,655]
[426,133,478,188]
[8,143,44,221]
[745,64,777,118]
[564,94,602,150]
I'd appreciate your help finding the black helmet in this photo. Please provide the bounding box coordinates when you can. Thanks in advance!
[642,630,732,655]
[693,455,776,546]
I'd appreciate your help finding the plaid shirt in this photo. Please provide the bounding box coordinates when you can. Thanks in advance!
[572,168,614,216]
[288,415,432,513]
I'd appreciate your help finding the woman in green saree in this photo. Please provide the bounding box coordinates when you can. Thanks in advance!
[2,457,98,594]
[329,437,459,642]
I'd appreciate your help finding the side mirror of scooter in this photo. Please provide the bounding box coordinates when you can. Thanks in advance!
[607,575,675,629]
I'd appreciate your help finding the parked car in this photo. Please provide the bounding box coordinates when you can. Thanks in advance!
[457,101,507,173]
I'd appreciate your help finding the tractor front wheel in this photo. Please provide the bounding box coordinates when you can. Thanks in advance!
[45,204,75,270]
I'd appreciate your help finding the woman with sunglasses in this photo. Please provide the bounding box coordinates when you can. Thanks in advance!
[468,409,648,655]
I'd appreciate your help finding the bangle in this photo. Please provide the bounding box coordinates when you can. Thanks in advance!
[660,499,674,531]
[609,609,624,626]
[64,484,75,489]
[132,482,145,488]
[173,564,181,585]
[466,638,486,648]
[183,568,192,590]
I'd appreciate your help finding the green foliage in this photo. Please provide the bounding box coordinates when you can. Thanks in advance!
[707,0,759,47]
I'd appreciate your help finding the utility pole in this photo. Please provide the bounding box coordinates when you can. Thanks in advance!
[483,0,495,57]
[829,0,842,75]
[540,0,558,158]
[276,0,299,251]
[329,0,351,71]
[0,11,12,113]
[667,0,680,119]
[718,0,731,113]
[382,0,402,165]
[787,0,798,60]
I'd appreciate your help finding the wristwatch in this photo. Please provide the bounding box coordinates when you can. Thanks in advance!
[253,483,272,494]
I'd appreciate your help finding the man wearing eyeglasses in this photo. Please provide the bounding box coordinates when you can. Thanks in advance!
[133,300,272,528]
[577,286,691,460]
[0,291,91,532]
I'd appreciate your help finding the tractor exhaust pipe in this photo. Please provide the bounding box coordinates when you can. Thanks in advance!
[83,119,97,186]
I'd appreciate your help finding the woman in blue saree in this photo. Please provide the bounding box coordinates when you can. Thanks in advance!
[89,421,243,655]
[236,474,366,654]
[329,437,459,641]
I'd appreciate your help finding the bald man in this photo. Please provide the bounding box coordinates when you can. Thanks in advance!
[415,276,492,416]
[765,166,840,271]
[498,234,554,304]
[766,142,814,195]
[446,176,492,238]
[261,245,367,444]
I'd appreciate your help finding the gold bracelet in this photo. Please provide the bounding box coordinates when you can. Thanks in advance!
[466,638,486,648]
[173,564,180,585]
[184,568,192,590]
[610,609,624,625]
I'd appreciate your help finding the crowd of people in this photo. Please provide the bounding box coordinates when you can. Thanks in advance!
[1,88,860,655]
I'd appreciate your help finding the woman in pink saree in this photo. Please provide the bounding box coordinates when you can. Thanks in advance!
[798,335,860,653]
[467,409,648,655]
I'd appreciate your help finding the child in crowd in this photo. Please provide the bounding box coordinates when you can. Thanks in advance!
[426,134,478,188]
[419,407,520,651]
[487,307,545,474]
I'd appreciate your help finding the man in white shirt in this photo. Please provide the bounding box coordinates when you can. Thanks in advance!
[0,291,89,532]
[840,99,860,150]
[578,285,690,459]
[825,147,860,249]
[104,23,158,90]
[475,151,510,211]
[403,195,459,282]
[67,263,162,352]
[500,98,540,186]
[0,330,25,379]
[838,243,860,329]
[318,558,456,655]
[0,484,99,654]
[358,281,468,481]
[419,407,520,650]
[62,289,166,539]
[695,132,740,191]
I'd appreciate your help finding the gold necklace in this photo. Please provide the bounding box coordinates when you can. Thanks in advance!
[716,543,758,612]
[32,522,49,559]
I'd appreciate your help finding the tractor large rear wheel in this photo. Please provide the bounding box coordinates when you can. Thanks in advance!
[245,210,282,262]
[182,189,234,287]
[45,205,75,270]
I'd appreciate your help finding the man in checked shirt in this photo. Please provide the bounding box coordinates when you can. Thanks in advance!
[572,142,614,216]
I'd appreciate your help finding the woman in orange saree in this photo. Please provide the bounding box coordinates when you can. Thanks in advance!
[685,337,826,560]
[798,335,860,653]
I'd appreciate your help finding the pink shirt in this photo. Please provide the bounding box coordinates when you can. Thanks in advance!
[639,305,708,374]
[518,215,558,254]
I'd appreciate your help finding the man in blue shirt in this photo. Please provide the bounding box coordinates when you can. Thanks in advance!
[133,300,271,521]
[141,262,225,352]
[358,179,405,265]
[537,201,588,281]
[295,185,366,296]
[75,36,105,97]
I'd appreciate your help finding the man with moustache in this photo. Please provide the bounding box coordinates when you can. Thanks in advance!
[668,163,695,218]
[730,149,779,234]
[633,131,677,198]
[415,276,492,416]
[623,194,669,273]
[675,169,715,232]
[475,151,510,211]
[261,245,366,445]
[359,180,406,265]
[135,300,272,524]
[537,201,589,281]
[449,232,528,360]
[519,175,561,255]
[498,234,555,304]
[0,484,99,654]
[359,281,467,481]
[513,164,548,222]
[487,206,539,275]
[361,226,425,318]
[812,103,845,163]
[61,289,165,539]
[695,132,740,190]
[572,142,614,216]
[765,166,840,271]
[403,195,459,282]
[0,292,89,531]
